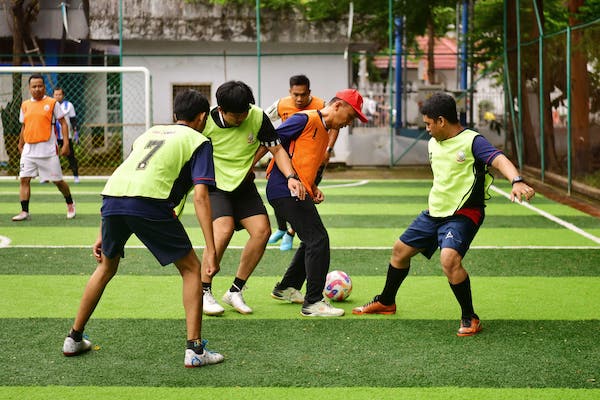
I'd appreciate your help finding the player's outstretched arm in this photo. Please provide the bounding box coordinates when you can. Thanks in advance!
[192,184,219,278]
[491,154,535,203]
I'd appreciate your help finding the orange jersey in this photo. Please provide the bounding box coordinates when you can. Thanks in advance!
[267,110,328,199]
[276,96,326,122]
[21,97,57,144]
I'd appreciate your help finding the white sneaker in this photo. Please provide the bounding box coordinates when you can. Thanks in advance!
[11,211,30,221]
[222,288,253,314]
[301,299,345,317]
[271,283,304,304]
[184,340,224,368]
[67,203,76,219]
[63,336,92,356]
[203,288,225,316]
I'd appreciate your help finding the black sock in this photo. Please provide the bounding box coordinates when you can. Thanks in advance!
[187,338,204,354]
[286,230,295,237]
[449,275,476,318]
[379,264,409,305]
[65,195,73,204]
[230,277,246,292]
[69,328,83,342]
[202,282,211,292]
[21,200,29,213]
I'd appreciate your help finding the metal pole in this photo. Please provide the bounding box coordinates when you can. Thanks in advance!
[256,0,261,106]
[532,0,545,182]
[388,0,394,166]
[395,17,402,130]
[516,0,523,170]
[566,26,572,195]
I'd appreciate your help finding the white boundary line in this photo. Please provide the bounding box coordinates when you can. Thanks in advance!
[4,245,598,250]
[490,185,600,245]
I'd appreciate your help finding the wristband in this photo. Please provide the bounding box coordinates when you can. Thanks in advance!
[511,176,524,185]
[286,173,299,181]
[327,147,334,153]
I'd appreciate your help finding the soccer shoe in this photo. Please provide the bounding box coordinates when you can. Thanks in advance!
[222,288,253,314]
[203,288,225,316]
[280,233,294,251]
[268,229,286,244]
[184,340,224,368]
[11,211,30,222]
[67,203,76,219]
[457,316,482,337]
[271,283,304,304]
[301,299,344,317]
[62,336,92,356]
[351,295,396,315]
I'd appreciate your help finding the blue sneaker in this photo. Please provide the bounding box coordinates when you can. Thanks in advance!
[268,229,286,244]
[280,233,294,251]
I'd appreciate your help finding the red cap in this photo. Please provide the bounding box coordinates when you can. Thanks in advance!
[335,89,368,123]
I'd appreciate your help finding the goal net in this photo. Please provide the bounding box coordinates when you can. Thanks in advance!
[0,66,151,176]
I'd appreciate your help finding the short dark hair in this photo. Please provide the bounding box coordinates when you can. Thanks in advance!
[289,74,310,89]
[29,74,44,83]
[216,81,255,113]
[53,87,64,94]
[420,92,459,123]
[173,89,209,121]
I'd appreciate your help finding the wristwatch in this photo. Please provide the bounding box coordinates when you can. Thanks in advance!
[511,175,524,185]
[327,147,334,153]
[286,173,299,180]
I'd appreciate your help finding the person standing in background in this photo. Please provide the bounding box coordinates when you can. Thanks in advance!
[12,74,75,221]
[53,87,80,183]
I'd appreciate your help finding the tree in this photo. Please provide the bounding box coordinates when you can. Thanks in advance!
[1,0,40,173]
[568,0,592,176]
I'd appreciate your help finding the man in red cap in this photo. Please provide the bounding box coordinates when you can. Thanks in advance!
[265,89,367,316]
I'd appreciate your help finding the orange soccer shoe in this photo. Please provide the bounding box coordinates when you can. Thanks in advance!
[352,296,396,315]
[457,316,482,337]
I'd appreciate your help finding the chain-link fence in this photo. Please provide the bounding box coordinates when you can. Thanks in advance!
[504,5,600,194]
[0,67,150,176]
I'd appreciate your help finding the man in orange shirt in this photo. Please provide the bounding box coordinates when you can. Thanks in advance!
[12,74,75,221]
[266,89,367,316]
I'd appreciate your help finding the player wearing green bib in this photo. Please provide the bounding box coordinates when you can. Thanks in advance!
[353,92,535,337]
[200,81,305,316]
[63,90,224,368]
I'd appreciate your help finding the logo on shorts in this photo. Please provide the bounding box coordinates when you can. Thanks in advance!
[445,231,454,239]
[456,151,466,163]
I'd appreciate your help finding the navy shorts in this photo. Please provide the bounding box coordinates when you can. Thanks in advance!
[209,174,267,231]
[399,210,483,259]
[101,215,193,266]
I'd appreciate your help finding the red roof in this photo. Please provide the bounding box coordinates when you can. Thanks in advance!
[373,36,457,70]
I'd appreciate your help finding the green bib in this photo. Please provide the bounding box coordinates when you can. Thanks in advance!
[203,105,264,191]
[102,124,209,213]
[428,129,492,217]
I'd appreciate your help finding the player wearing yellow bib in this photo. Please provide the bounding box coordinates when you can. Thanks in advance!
[200,80,305,316]
[63,90,224,368]
[353,92,535,336]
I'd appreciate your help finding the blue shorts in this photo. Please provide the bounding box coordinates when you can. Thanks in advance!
[399,210,483,259]
[101,215,192,266]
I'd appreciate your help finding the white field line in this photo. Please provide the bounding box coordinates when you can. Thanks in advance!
[490,184,600,245]
[3,245,598,250]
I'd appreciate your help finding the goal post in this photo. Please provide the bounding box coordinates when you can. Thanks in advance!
[0,66,151,176]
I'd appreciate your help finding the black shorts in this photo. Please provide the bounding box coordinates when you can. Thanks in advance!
[209,175,267,231]
[101,215,193,266]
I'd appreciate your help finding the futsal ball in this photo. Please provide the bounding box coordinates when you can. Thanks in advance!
[323,270,352,301]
